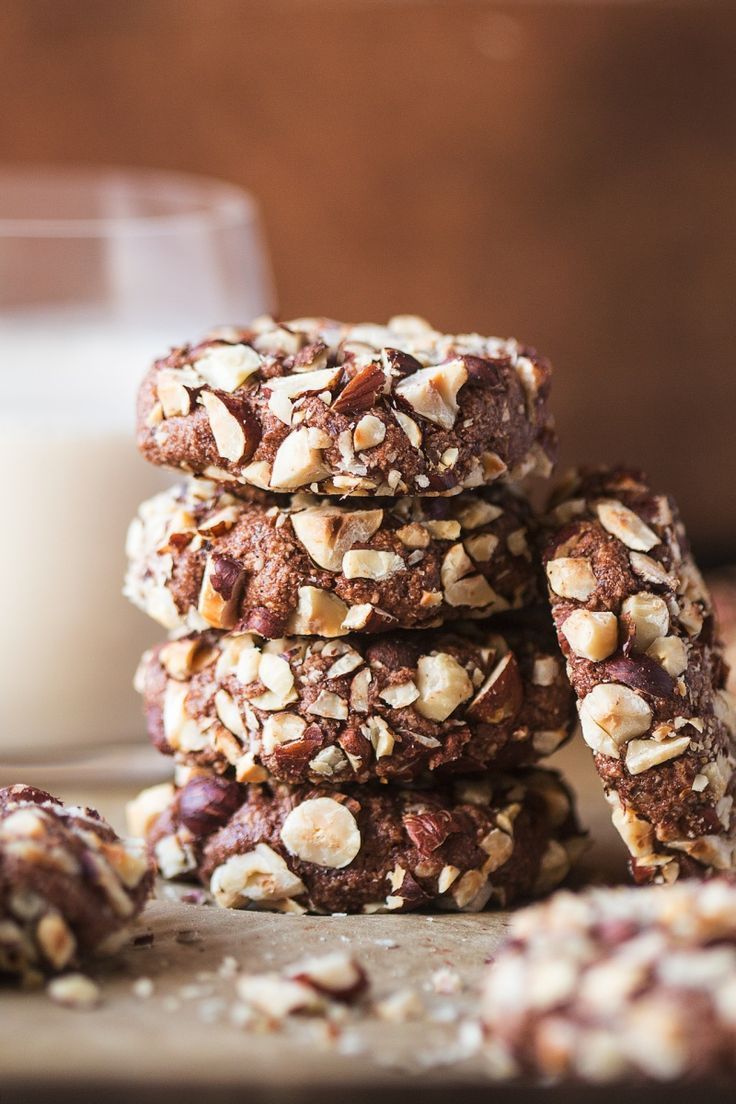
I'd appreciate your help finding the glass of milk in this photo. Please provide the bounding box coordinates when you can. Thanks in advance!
[0,166,274,760]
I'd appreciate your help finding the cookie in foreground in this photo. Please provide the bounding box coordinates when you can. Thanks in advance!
[542,467,736,883]
[124,479,538,638]
[0,785,153,981]
[136,620,574,785]
[131,769,585,915]
[136,315,556,497]
[482,878,736,1082]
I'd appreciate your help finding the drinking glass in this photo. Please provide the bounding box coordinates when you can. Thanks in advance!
[0,166,274,762]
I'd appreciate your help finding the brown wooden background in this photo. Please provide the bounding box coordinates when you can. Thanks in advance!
[2,0,735,559]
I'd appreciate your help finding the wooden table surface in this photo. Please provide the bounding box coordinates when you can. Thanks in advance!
[2,743,729,1104]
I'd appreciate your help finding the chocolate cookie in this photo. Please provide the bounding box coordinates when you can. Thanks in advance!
[124,479,538,638]
[136,315,556,497]
[135,621,574,785]
[0,785,153,981]
[134,770,585,915]
[542,467,736,883]
[482,878,736,1082]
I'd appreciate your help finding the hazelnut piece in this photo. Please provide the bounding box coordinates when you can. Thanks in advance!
[467,652,523,723]
[581,683,652,748]
[646,635,688,677]
[210,843,306,907]
[262,713,307,753]
[200,391,247,463]
[561,610,618,662]
[197,554,245,630]
[288,953,368,1002]
[286,586,349,638]
[280,797,361,868]
[156,371,191,418]
[193,343,260,391]
[125,782,175,839]
[270,427,329,490]
[625,735,691,775]
[179,776,242,837]
[415,652,473,722]
[353,414,386,451]
[546,557,597,601]
[395,358,468,429]
[596,500,659,552]
[621,592,669,653]
[290,506,383,572]
[393,409,422,447]
[342,549,405,580]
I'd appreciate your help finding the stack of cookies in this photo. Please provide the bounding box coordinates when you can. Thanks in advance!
[124,315,587,914]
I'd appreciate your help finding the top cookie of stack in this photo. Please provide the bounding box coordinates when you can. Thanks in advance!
[136,314,556,497]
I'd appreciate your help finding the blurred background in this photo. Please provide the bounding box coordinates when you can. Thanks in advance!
[0,1,733,814]
[2,0,734,555]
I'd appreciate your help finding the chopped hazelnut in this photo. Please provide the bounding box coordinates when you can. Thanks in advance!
[342,549,405,580]
[291,505,383,572]
[193,343,260,391]
[596,500,659,552]
[581,683,653,749]
[546,557,597,601]
[625,735,691,774]
[200,391,247,463]
[210,843,306,907]
[270,427,329,489]
[646,635,688,677]
[393,409,422,447]
[415,652,473,721]
[286,587,349,638]
[307,690,349,720]
[353,414,386,451]
[394,358,468,429]
[621,593,670,653]
[280,798,361,869]
[561,610,619,662]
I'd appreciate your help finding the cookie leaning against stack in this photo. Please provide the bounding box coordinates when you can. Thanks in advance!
[542,467,736,883]
[126,315,586,913]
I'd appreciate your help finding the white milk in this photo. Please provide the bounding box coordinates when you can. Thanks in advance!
[0,311,173,756]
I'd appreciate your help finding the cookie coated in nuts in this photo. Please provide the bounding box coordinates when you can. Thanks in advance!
[136,621,575,785]
[482,877,736,1082]
[136,315,557,497]
[0,785,153,982]
[124,478,538,638]
[137,769,585,915]
[543,467,736,883]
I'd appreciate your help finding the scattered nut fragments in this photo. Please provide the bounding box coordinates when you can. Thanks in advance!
[47,973,101,1010]
[481,878,736,1083]
[236,952,369,1020]
[374,987,425,1023]
[543,467,736,883]
[135,620,575,785]
[0,785,154,982]
[141,769,585,915]
[136,315,557,497]
[123,479,539,638]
